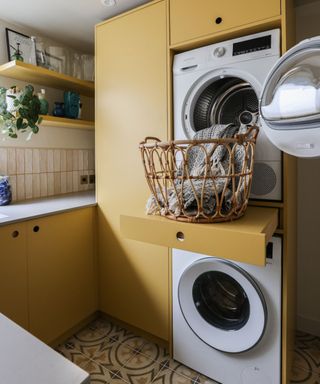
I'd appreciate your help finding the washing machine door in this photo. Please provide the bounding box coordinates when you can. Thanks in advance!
[260,36,320,157]
[178,258,267,353]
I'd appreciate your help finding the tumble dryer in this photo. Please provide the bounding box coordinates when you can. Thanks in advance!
[173,29,282,201]
[172,237,282,384]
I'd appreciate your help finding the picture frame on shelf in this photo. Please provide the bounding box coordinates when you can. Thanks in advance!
[45,52,64,73]
[5,28,36,64]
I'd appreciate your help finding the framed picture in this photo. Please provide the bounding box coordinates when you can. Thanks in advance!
[5,28,36,64]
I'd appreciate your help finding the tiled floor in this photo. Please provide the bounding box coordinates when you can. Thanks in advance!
[291,331,320,383]
[56,317,320,384]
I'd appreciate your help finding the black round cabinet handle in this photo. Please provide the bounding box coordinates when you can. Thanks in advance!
[215,17,223,24]
[11,230,19,238]
[176,231,185,242]
[33,225,40,233]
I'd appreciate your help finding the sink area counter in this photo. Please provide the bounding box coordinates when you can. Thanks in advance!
[0,191,96,226]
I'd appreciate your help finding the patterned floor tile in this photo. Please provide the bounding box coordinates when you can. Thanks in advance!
[295,332,320,375]
[152,367,199,384]
[138,339,170,363]
[291,365,320,383]
[114,351,165,384]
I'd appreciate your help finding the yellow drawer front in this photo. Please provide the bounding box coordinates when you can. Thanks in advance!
[121,207,278,266]
[170,0,281,45]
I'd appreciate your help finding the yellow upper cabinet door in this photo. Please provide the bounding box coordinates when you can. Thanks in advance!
[0,223,28,329]
[170,0,281,46]
[96,1,169,340]
[27,208,97,343]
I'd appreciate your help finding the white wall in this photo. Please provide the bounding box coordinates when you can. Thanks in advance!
[295,0,320,336]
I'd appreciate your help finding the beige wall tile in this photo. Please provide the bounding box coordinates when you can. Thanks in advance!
[47,173,54,196]
[25,174,33,199]
[88,150,95,170]
[54,172,61,195]
[9,175,17,202]
[66,171,73,193]
[17,174,25,201]
[61,150,67,172]
[66,150,73,171]
[40,149,48,173]
[32,149,40,174]
[0,148,8,175]
[16,149,25,174]
[78,150,84,171]
[88,169,95,190]
[25,149,33,174]
[72,170,79,192]
[47,149,54,172]
[83,150,89,170]
[7,148,16,175]
[60,172,67,194]
[54,149,61,172]
[40,173,48,197]
[32,174,40,199]
[72,150,79,171]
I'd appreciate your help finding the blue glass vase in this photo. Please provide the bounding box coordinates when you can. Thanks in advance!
[0,177,12,206]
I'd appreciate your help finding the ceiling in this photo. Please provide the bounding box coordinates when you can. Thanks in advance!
[0,0,150,53]
[0,0,319,53]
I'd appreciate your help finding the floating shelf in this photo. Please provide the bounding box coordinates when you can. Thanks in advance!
[121,207,278,266]
[40,115,94,130]
[0,61,94,97]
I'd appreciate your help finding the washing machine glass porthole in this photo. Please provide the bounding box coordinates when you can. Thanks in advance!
[189,76,259,134]
[192,271,250,331]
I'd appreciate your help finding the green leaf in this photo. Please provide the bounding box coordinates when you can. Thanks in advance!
[16,117,23,129]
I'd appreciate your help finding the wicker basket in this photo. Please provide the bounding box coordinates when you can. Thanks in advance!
[140,126,259,223]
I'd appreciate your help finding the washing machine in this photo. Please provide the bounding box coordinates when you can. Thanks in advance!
[173,29,282,201]
[172,236,282,384]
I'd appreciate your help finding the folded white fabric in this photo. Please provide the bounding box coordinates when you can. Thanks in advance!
[261,66,320,120]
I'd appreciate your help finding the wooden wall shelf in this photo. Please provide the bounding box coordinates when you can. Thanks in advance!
[40,115,94,130]
[0,61,94,97]
[121,207,278,267]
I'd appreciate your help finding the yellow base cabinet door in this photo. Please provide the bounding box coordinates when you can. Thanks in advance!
[170,0,281,45]
[27,208,97,343]
[96,0,169,340]
[0,223,28,329]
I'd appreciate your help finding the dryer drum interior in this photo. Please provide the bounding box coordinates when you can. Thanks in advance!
[191,77,259,131]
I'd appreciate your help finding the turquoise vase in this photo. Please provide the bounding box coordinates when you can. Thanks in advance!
[64,91,80,119]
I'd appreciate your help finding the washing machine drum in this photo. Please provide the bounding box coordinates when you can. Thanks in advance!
[178,258,267,353]
[187,77,259,135]
[260,36,320,158]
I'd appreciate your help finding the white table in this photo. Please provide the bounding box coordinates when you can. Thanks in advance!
[0,314,90,384]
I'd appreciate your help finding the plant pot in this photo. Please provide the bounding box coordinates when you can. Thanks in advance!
[0,176,12,206]
[6,89,21,114]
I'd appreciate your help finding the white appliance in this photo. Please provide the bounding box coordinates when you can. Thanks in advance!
[172,236,282,384]
[260,36,320,158]
[173,29,282,201]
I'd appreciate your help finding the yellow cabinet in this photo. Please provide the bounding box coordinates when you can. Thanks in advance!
[27,208,97,343]
[96,1,169,340]
[169,0,281,46]
[0,223,28,329]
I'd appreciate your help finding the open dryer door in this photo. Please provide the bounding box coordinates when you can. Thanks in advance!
[260,36,320,158]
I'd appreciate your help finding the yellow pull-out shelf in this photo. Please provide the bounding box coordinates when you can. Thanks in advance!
[121,207,278,266]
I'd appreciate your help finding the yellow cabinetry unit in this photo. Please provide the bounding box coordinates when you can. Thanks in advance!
[0,223,28,329]
[0,207,97,344]
[27,208,97,344]
[95,0,169,341]
[169,0,281,46]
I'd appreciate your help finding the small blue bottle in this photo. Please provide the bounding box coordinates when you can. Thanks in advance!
[0,176,12,206]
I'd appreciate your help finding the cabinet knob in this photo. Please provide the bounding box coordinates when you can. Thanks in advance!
[33,225,40,233]
[11,230,19,238]
[215,17,223,24]
[176,231,185,242]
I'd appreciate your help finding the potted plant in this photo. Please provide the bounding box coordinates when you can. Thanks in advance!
[0,85,42,139]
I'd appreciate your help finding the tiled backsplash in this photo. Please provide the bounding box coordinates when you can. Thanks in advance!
[0,147,95,202]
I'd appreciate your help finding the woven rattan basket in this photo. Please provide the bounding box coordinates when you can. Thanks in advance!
[139,126,259,223]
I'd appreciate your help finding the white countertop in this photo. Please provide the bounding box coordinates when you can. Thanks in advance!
[0,191,96,226]
[0,313,89,384]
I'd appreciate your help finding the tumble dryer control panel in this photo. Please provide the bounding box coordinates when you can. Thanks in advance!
[233,35,272,56]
